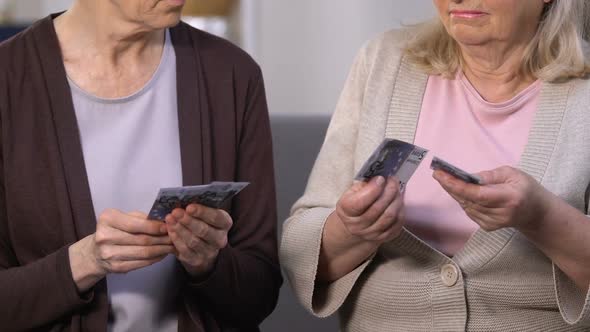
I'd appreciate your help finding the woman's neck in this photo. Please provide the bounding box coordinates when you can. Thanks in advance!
[53,1,165,99]
[460,43,537,103]
[54,1,164,71]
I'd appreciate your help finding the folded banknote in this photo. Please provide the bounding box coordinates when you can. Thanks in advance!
[355,139,428,191]
[147,181,249,220]
[430,156,482,185]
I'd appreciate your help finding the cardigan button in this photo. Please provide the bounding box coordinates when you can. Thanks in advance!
[440,264,459,287]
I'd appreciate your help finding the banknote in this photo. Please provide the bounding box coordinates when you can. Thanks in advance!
[430,156,481,185]
[355,139,428,190]
[147,181,249,220]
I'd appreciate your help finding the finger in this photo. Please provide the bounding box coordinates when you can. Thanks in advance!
[167,228,194,258]
[340,176,388,217]
[128,211,148,219]
[108,255,169,274]
[373,217,405,243]
[174,213,228,248]
[95,227,172,246]
[360,176,401,221]
[168,221,218,254]
[98,245,175,262]
[445,191,471,209]
[476,166,515,186]
[434,170,498,207]
[359,194,403,239]
[463,208,501,232]
[437,167,522,208]
[99,209,167,236]
[185,205,233,230]
[349,177,401,232]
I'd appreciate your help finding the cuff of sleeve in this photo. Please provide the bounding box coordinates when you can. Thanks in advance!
[554,264,590,327]
[280,207,374,318]
[59,245,94,305]
[185,246,233,295]
[312,253,375,317]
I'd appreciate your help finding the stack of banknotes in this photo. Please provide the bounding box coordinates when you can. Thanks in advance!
[147,181,249,220]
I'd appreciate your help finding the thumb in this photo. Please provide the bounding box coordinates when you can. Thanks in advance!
[341,176,386,216]
[476,166,515,185]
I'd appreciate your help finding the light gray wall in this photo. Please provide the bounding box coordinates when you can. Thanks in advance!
[12,0,71,22]
[254,1,436,116]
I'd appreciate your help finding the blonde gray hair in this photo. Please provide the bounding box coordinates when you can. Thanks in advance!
[404,1,590,82]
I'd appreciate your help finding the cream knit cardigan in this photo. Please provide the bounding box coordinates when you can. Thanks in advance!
[280,29,590,331]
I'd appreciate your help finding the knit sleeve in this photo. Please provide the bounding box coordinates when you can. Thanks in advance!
[553,211,590,327]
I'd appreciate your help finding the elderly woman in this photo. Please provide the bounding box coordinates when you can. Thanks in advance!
[0,0,281,331]
[281,0,590,330]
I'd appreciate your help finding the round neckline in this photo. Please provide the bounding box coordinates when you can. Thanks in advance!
[457,71,542,115]
[67,29,172,104]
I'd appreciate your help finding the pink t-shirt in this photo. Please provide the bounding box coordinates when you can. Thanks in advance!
[403,72,541,256]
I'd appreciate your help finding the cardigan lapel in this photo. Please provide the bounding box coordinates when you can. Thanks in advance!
[170,23,210,186]
[32,15,97,240]
[385,56,429,142]
[385,56,571,273]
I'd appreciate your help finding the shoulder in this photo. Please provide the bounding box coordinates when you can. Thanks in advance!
[0,16,53,84]
[0,17,52,112]
[567,77,590,108]
[353,27,421,77]
[170,22,261,78]
[0,25,35,74]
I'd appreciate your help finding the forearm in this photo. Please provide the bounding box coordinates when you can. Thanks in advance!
[0,246,93,331]
[185,246,282,326]
[519,192,590,291]
[318,212,379,283]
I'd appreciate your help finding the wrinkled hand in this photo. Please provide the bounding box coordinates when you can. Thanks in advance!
[70,209,174,292]
[433,166,551,232]
[92,210,174,273]
[335,176,405,244]
[165,204,233,278]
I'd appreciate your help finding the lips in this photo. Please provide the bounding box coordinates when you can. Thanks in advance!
[449,10,488,19]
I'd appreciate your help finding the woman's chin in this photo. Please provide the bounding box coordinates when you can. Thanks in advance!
[450,31,493,48]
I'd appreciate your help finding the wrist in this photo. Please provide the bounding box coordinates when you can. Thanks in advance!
[517,189,557,236]
[318,212,379,282]
[182,255,217,280]
[326,212,371,249]
[69,235,106,292]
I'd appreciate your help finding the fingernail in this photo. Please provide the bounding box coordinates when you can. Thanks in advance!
[186,204,196,214]
[375,176,385,186]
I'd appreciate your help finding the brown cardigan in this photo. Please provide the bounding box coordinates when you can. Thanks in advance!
[0,14,282,332]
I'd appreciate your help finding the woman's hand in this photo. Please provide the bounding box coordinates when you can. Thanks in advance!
[164,204,233,279]
[335,176,405,243]
[433,166,550,232]
[69,209,175,293]
[435,165,590,290]
[318,176,404,282]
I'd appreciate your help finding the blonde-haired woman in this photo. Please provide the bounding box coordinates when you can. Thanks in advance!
[281,0,590,330]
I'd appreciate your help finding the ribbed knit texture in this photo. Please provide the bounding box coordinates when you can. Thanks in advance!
[280,28,590,331]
